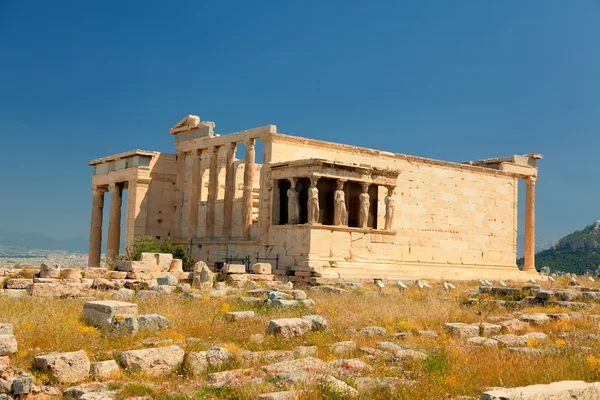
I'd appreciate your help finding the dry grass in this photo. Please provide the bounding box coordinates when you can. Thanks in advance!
[2,279,600,399]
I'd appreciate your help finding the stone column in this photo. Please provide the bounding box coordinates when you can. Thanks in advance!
[106,183,123,262]
[205,146,219,238]
[242,138,256,239]
[88,186,107,267]
[223,142,237,238]
[188,150,202,237]
[523,176,537,271]
[174,152,185,239]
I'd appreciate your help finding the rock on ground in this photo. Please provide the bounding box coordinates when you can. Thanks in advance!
[0,324,13,335]
[138,314,171,331]
[258,391,300,400]
[0,335,17,356]
[120,346,184,377]
[206,368,266,387]
[268,318,313,338]
[90,360,119,381]
[83,300,138,328]
[321,375,359,398]
[481,380,600,399]
[34,350,90,383]
[302,315,328,331]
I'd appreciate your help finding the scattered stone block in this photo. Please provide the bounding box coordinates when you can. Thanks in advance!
[500,319,528,333]
[60,268,82,280]
[262,357,328,374]
[268,318,312,338]
[444,322,479,337]
[330,358,374,374]
[223,264,246,274]
[252,263,272,274]
[519,313,550,325]
[206,346,235,369]
[207,368,266,387]
[302,315,328,331]
[120,346,184,376]
[91,278,116,290]
[90,360,119,381]
[138,314,171,331]
[40,263,60,279]
[184,352,209,376]
[111,288,134,300]
[481,380,600,399]
[250,333,265,344]
[83,300,138,328]
[467,337,498,347]
[290,290,307,300]
[359,326,387,336]
[6,279,32,290]
[293,346,318,358]
[311,286,350,295]
[83,267,107,279]
[157,274,178,286]
[108,314,138,334]
[0,356,8,366]
[321,375,359,398]
[0,335,17,356]
[34,350,90,383]
[225,311,255,321]
[327,341,357,356]
[136,290,160,299]
[238,350,294,365]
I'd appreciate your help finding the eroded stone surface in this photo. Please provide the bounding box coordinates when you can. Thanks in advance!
[120,346,184,376]
[34,350,90,383]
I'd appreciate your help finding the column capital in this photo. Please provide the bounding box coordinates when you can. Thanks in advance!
[526,176,538,184]
[108,182,123,191]
[245,138,256,148]
[225,141,237,151]
[91,185,108,194]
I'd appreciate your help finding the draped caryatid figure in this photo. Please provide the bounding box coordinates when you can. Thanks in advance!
[308,177,320,224]
[384,185,395,230]
[287,178,300,224]
[358,182,370,228]
[333,179,347,226]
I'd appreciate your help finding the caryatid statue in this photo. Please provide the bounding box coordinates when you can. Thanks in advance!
[333,179,347,226]
[358,182,370,228]
[308,177,320,224]
[384,186,395,230]
[287,178,300,224]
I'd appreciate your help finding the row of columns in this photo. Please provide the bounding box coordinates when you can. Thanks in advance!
[178,138,256,241]
[89,182,124,267]
[286,177,396,230]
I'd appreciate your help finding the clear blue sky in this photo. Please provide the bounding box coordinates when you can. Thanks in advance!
[0,1,598,248]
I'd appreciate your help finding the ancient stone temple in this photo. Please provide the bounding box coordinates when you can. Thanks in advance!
[88,115,542,281]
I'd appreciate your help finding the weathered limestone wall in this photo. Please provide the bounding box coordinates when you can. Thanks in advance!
[269,135,518,269]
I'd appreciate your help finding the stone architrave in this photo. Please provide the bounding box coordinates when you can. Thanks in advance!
[333,179,347,226]
[307,177,320,224]
[287,178,300,225]
[384,186,395,230]
[358,182,370,229]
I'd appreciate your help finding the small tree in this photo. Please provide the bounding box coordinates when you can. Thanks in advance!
[127,236,193,271]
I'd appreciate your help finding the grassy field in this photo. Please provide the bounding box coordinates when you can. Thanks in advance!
[2,278,600,399]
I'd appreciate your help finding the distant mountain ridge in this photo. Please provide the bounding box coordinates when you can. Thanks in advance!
[518,221,600,274]
[0,230,87,252]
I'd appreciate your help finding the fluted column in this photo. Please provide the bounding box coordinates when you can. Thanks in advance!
[88,186,107,267]
[242,138,256,239]
[523,176,537,271]
[106,183,123,262]
[223,142,237,238]
[188,150,202,237]
[205,146,219,238]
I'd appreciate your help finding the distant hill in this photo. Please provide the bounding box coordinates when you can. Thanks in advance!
[517,221,600,274]
[0,230,87,252]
